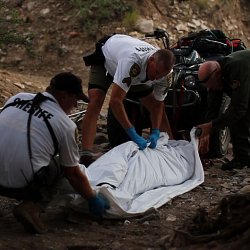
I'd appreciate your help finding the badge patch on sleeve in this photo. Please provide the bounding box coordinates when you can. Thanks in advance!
[129,63,140,77]
[231,80,240,89]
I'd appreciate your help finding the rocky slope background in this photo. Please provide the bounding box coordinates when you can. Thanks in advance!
[0,0,250,249]
[0,0,250,105]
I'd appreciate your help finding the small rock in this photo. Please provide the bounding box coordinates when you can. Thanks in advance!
[243,177,250,183]
[124,220,130,225]
[24,81,32,86]
[199,201,210,207]
[26,2,36,11]
[136,212,160,223]
[40,8,50,15]
[239,185,250,194]
[135,18,154,33]
[166,214,176,221]
[13,82,25,89]
[175,23,189,32]
[68,31,79,38]
[220,183,231,189]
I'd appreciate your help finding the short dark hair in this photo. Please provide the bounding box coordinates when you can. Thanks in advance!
[153,49,176,70]
[48,72,89,102]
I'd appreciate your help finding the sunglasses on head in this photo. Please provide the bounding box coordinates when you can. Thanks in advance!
[198,69,217,85]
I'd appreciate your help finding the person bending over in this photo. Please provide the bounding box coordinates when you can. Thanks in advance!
[196,50,250,170]
[81,34,175,165]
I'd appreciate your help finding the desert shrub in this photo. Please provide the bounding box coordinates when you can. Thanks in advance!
[194,0,210,10]
[123,10,139,30]
[0,0,34,54]
[71,0,133,35]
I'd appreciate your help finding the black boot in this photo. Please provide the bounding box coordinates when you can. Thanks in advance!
[221,159,249,171]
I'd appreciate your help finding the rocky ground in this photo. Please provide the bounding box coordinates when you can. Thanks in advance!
[1,69,250,250]
[0,0,250,249]
[0,151,250,250]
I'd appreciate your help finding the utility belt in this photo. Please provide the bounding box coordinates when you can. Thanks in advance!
[83,34,114,66]
[0,170,47,201]
[32,157,62,188]
[0,158,62,201]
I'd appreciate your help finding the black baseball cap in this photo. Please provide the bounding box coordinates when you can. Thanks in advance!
[50,72,89,103]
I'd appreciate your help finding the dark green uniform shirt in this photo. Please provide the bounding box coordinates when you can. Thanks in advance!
[212,49,250,129]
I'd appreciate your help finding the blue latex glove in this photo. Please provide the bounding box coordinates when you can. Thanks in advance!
[126,126,147,150]
[88,193,110,218]
[148,128,160,149]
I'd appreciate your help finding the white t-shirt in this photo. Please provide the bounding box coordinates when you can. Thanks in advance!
[102,34,172,101]
[0,92,79,188]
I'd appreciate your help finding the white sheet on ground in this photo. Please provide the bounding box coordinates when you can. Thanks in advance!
[58,128,204,219]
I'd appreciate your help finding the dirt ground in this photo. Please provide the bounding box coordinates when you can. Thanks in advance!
[0,155,250,250]
[1,0,250,249]
[1,68,250,249]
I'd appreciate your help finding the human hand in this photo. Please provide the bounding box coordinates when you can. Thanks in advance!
[148,128,160,148]
[88,193,110,218]
[196,122,212,138]
[198,135,210,155]
[126,126,147,150]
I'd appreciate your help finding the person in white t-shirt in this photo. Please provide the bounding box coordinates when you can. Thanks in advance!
[0,72,109,234]
[81,34,176,166]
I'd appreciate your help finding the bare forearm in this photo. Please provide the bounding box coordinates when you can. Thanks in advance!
[141,94,164,129]
[64,166,95,200]
[109,84,132,129]
[69,175,95,200]
[113,107,131,129]
[109,99,132,129]
[197,122,213,138]
[150,103,164,129]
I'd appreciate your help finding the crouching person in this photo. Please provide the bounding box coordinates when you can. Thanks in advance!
[0,72,109,234]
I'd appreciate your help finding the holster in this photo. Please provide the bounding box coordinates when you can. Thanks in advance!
[83,34,114,66]
[33,157,62,188]
[83,50,105,67]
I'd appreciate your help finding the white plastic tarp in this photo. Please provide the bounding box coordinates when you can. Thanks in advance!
[64,128,204,219]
